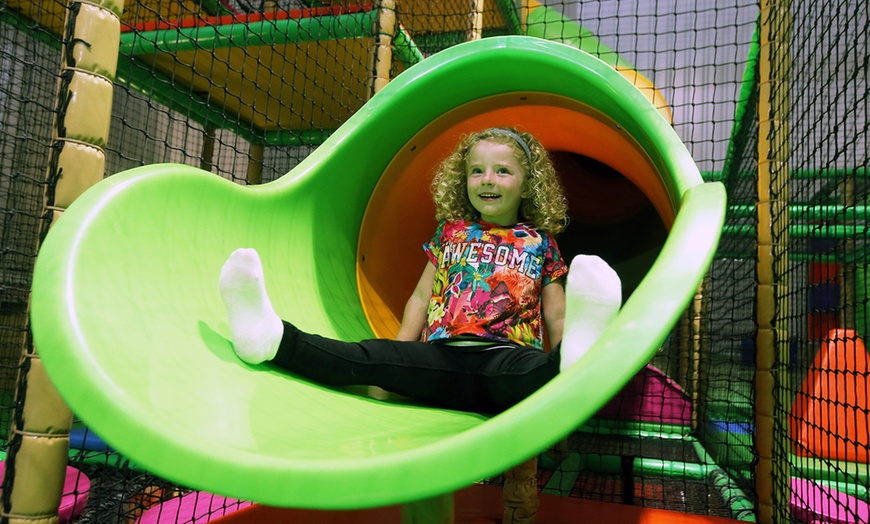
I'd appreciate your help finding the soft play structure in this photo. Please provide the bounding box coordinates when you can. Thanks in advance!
[30,36,725,508]
[8,0,868,522]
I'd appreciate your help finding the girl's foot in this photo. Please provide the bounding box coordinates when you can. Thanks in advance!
[561,255,622,371]
[218,248,283,364]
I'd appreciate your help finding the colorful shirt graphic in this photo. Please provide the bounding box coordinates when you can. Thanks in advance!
[423,219,568,349]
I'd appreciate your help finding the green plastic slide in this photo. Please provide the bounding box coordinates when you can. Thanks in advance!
[31,36,725,509]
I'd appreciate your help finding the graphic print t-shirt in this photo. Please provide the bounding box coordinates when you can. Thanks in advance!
[422,219,568,349]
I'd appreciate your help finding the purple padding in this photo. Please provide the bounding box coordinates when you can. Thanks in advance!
[136,492,253,524]
[0,461,90,523]
[808,283,840,311]
[791,478,870,524]
[596,364,692,425]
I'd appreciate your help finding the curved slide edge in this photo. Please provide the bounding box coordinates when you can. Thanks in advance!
[31,37,725,508]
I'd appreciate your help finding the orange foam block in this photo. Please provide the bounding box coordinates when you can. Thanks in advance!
[790,329,870,463]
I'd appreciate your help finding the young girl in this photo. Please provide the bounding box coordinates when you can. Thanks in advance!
[218,127,621,414]
[219,127,621,523]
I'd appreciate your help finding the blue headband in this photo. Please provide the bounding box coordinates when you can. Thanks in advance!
[489,128,533,165]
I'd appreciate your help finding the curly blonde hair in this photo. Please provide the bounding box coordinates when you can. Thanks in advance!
[430,127,569,235]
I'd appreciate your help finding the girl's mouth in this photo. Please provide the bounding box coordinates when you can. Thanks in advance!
[479,193,500,200]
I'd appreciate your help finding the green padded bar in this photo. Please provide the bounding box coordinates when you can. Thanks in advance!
[31,36,725,509]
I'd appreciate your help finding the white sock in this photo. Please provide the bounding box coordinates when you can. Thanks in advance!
[218,248,283,364]
[560,255,622,372]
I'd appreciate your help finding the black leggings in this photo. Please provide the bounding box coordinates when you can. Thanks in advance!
[271,322,561,414]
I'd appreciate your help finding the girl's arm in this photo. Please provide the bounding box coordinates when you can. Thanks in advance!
[542,278,566,349]
[395,262,438,341]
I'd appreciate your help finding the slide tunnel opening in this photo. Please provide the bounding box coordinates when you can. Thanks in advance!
[358,93,670,338]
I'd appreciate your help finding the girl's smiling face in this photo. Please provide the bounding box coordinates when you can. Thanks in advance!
[466,140,527,226]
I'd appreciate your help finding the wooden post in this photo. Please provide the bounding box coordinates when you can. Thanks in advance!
[755,1,792,522]
[467,0,484,41]
[694,280,711,433]
[369,0,396,99]
[690,283,705,431]
[246,142,263,185]
[677,281,706,431]
[200,126,217,172]
[841,176,856,328]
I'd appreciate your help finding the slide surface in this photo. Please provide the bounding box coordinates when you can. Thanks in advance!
[31,36,725,508]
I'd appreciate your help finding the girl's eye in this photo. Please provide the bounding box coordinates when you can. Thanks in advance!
[497,168,511,174]
[469,168,483,175]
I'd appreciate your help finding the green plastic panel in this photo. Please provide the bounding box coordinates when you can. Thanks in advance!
[30,36,726,509]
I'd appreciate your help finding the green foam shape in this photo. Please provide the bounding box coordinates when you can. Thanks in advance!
[31,36,725,509]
